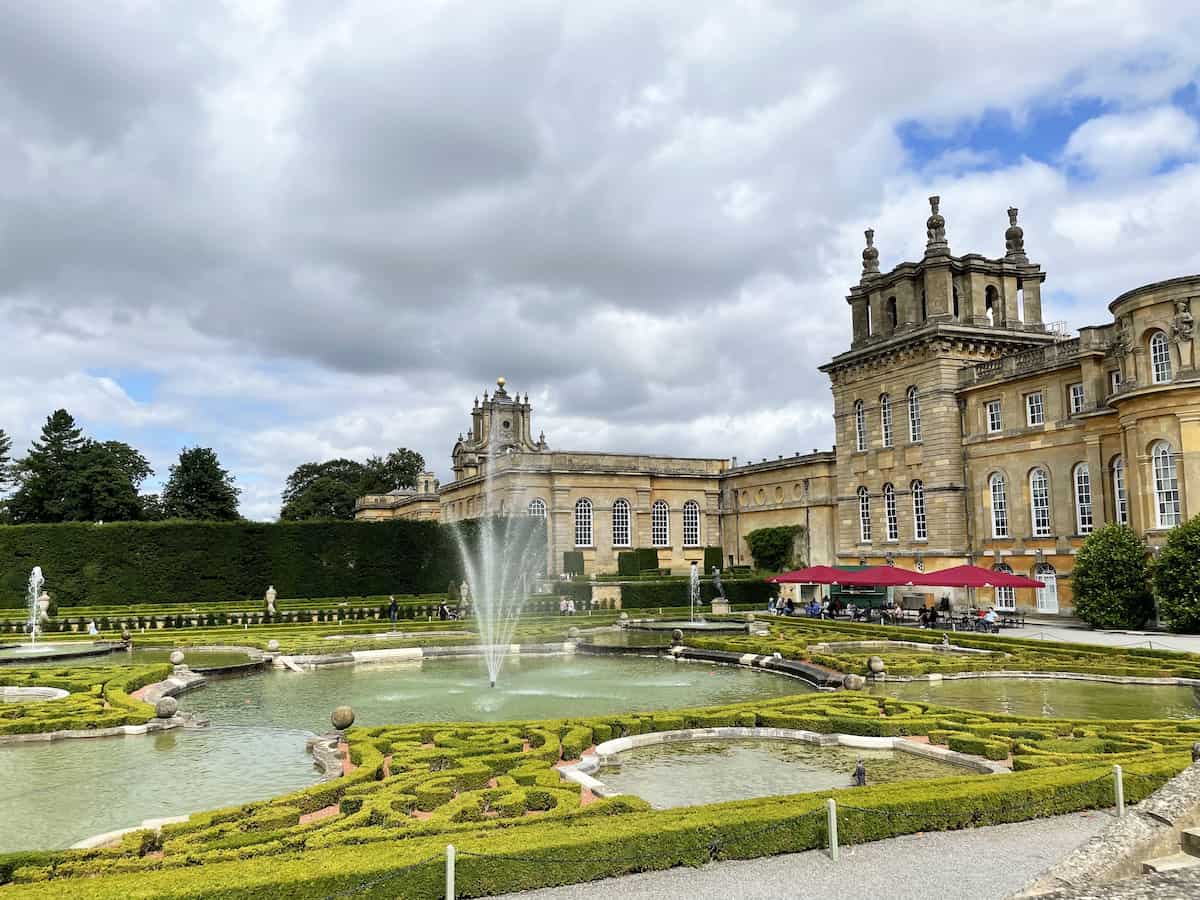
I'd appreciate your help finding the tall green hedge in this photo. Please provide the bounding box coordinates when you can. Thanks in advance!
[703,546,724,572]
[745,525,805,571]
[616,551,638,577]
[0,518,543,608]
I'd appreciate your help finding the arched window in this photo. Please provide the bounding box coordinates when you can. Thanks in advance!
[985,285,999,326]
[527,497,546,518]
[879,393,893,448]
[611,498,630,547]
[883,483,898,541]
[993,562,1015,611]
[682,500,701,547]
[854,400,866,451]
[651,499,670,547]
[885,296,897,331]
[907,387,922,443]
[1153,441,1181,528]
[1111,456,1128,525]
[1150,331,1172,384]
[574,498,593,547]
[1030,468,1051,537]
[1074,463,1093,535]
[857,487,871,542]
[920,289,927,321]
[952,285,960,320]
[911,479,927,540]
[989,472,1009,538]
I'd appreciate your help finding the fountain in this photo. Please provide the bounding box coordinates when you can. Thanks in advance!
[688,561,700,623]
[27,567,44,646]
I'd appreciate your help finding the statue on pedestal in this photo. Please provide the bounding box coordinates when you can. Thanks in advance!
[264,585,277,617]
[1173,299,1195,370]
[711,567,726,601]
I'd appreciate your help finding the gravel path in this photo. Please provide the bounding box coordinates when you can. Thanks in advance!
[495,811,1110,900]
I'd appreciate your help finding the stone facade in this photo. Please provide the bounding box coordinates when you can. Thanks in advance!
[355,198,1200,618]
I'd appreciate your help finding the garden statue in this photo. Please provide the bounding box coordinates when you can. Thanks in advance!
[460,580,470,604]
[37,591,52,623]
[264,585,277,617]
[711,567,726,600]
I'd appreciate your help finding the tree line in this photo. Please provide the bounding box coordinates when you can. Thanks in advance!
[0,410,239,524]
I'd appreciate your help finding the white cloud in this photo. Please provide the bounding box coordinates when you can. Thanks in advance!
[1064,106,1200,176]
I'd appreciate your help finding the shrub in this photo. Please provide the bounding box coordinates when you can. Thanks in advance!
[1073,524,1154,629]
[1153,515,1200,633]
[616,552,638,577]
[744,526,805,572]
[634,548,659,573]
[562,552,585,577]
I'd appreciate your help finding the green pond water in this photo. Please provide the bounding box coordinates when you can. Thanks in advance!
[0,645,254,669]
[0,654,808,852]
[599,740,975,809]
[868,677,1200,719]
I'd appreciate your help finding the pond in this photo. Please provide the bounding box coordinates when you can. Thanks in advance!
[0,653,811,852]
[597,739,976,809]
[868,677,1200,720]
[0,644,256,670]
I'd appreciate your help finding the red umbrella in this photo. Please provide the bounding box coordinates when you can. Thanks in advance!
[767,565,851,584]
[915,564,1043,589]
[835,565,925,587]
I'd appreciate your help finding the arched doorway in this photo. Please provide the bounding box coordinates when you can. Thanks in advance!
[1035,563,1058,614]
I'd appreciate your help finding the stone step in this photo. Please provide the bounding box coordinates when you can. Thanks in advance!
[1143,852,1200,874]
[1180,827,1200,857]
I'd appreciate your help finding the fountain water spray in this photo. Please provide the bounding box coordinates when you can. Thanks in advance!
[27,566,44,646]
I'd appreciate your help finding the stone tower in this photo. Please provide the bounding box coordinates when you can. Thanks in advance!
[819,199,1058,568]
[451,378,546,480]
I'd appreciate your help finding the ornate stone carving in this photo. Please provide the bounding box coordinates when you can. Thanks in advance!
[1004,207,1026,261]
[1172,299,1194,343]
[1110,315,1133,355]
[861,228,880,279]
[925,195,949,256]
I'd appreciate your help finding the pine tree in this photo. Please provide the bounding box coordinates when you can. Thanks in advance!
[162,447,241,520]
[0,427,11,491]
[8,410,87,522]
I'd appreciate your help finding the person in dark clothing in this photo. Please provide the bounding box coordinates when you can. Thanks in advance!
[388,595,399,626]
[438,602,449,621]
[853,759,867,787]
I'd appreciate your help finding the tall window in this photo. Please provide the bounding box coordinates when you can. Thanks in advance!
[883,483,898,541]
[989,472,1009,538]
[574,498,593,547]
[1030,468,1051,537]
[651,499,670,546]
[993,563,1015,611]
[1108,370,1121,395]
[907,387,922,443]
[911,479,927,540]
[611,498,631,547]
[1112,456,1129,525]
[1026,391,1044,426]
[1153,441,1181,528]
[682,500,701,546]
[880,394,893,447]
[854,400,866,451]
[1151,331,1172,384]
[1074,463,1093,535]
[857,487,871,542]
[885,297,897,331]
[986,400,1002,434]
[1069,383,1085,415]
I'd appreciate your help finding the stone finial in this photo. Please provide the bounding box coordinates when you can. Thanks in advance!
[925,195,949,256]
[497,376,506,389]
[861,228,880,279]
[1005,206,1027,261]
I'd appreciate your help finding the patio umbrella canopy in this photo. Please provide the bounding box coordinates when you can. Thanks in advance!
[834,565,925,588]
[766,565,850,584]
[915,564,1043,589]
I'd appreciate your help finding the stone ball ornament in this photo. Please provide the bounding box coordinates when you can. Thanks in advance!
[120,628,132,643]
[169,650,186,666]
[266,639,280,652]
[618,612,629,622]
[672,628,684,645]
[843,674,867,691]
[331,705,355,731]
[155,697,178,718]
[567,626,580,639]
[867,655,886,675]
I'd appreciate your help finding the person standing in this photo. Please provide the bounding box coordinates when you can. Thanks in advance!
[388,595,399,627]
[853,759,867,787]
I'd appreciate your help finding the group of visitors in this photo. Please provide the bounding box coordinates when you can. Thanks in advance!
[558,597,578,616]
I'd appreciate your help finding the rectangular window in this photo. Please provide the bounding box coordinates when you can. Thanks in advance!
[911,481,927,540]
[880,398,893,448]
[1075,466,1093,535]
[986,400,1002,434]
[884,489,898,542]
[1026,391,1044,427]
[995,586,1016,611]
[990,476,1009,538]
[1108,370,1121,395]
[1031,472,1052,537]
[1069,383,1085,415]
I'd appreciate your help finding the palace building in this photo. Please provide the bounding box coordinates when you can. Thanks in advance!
[356,197,1199,618]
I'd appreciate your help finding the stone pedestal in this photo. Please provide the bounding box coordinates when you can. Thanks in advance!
[711,599,730,615]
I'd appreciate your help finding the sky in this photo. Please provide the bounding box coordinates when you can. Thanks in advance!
[2,0,1200,520]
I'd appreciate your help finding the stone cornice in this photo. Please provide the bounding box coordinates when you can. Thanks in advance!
[821,323,1055,377]
[850,253,1045,299]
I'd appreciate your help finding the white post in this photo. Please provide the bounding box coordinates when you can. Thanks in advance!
[446,843,456,899]
[1114,765,1125,818]
[826,798,839,861]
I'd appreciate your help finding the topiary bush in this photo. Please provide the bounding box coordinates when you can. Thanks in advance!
[1154,515,1200,633]
[1072,524,1154,629]
[562,551,585,577]
[744,525,805,572]
[616,551,638,577]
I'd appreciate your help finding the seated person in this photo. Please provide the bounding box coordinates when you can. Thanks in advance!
[984,607,999,631]
[784,598,796,616]
[916,607,930,628]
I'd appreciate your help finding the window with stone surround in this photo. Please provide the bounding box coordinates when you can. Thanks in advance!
[611,498,630,547]
[989,472,1009,538]
[574,498,593,547]
[652,499,670,546]
[1069,383,1085,415]
[986,400,1002,434]
[880,393,893,447]
[857,487,871,543]
[1151,331,1172,384]
[993,563,1016,611]
[1074,463,1093,535]
[1112,456,1129,525]
[527,497,546,518]
[911,479,927,540]
[1030,468,1051,537]
[883,483,898,541]
[682,500,701,547]
[1108,369,1121,395]
[1153,442,1181,528]
[907,387,922,443]
[854,400,866,451]
[1026,391,1044,427]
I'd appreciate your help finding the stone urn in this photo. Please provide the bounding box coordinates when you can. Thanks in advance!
[842,674,867,691]
[331,705,355,732]
[266,639,280,653]
[37,593,51,623]
[867,655,886,677]
[672,628,684,645]
[567,626,580,640]
[618,612,629,624]
[155,696,179,718]
[120,628,132,644]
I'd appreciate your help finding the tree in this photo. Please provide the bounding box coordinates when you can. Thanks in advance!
[1153,515,1200,633]
[1072,523,1154,629]
[361,448,424,493]
[139,494,165,521]
[0,427,11,490]
[745,525,806,571]
[65,441,151,522]
[280,459,368,521]
[162,447,240,520]
[8,410,87,523]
